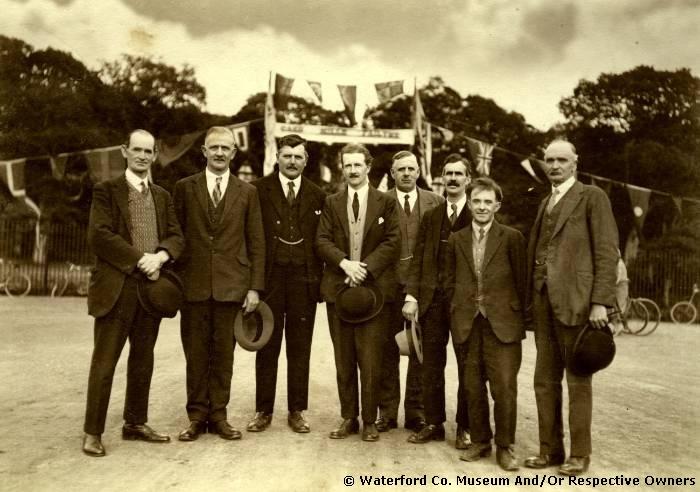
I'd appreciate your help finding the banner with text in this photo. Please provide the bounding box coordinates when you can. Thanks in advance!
[274,123,415,145]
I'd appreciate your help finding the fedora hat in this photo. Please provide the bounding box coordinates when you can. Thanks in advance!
[136,269,184,319]
[335,283,384,324]
[569,322,616,376]
[234,301,274,351]
[394,318,423,364]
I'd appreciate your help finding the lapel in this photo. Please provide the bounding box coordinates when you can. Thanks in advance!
[334,189,350,244]
[551,181,584,238]
[114,175,133,239]
[456,224,475,275]
[297,176,313,219]
[222,174,242,219]
[363,186,380,237]
[194,172,209,214]
[431,204,446,255]
[417,188,432,221]
[151,185,166,239]
[265,174,286,220]
[482,221,503,271]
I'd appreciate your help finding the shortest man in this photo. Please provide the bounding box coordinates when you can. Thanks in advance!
[445,177,527,471]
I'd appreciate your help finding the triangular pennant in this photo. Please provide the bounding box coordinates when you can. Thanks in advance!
[337,85,357,126]
[84,147,123,183]
[264,74,278,176]
[274,73,295,108]
[320,164,332,183]
[626,184,651,232]
[520,159,543,183]
[466,137,494,176]
[377,173,389,192]
[434,125,454,142]
[672,196,683,215]
[307,80,322,104]
[592,176,613,196]
[228,122,250,152]
[157,130,205,166]
[374,80,404,104]
[0,159,27,197]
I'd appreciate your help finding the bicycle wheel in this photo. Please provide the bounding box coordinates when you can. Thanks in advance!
[624,298,649,334]
[635,298,661,335]
[670,301,697,325]
[51,277,69,298]
[5,273,31,297]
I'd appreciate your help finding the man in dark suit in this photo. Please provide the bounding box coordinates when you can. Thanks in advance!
[173,126,265,442]
[403,154,472,448]
[247,134,326,434]
[376,150,442,433]
[445,177,527,471]
[524,140,618,476]
[82,129,184,457]
[316,143,400,442]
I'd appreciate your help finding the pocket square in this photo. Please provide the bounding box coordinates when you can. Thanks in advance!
[315,209,322,215]
[378,217,384,225]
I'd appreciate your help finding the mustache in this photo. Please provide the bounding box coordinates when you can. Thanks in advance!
[446,180,459,186]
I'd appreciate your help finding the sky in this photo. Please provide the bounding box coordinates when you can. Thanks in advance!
[2,0,699,130]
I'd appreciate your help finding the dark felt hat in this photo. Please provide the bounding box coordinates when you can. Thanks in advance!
[335,283,384,324]
[569,322,616,376]
[234,301,274,351]
[136,269,184,319]
[394,318,423,364]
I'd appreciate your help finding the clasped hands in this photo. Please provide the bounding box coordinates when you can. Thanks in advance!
[340,259,367,288]
[137,250,170,280]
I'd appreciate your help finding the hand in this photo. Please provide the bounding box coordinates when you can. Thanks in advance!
[242,290,260,314]
[340,259,368,285]
[588,303,609,329]
[402,301,418,322]
[137,251,169,277]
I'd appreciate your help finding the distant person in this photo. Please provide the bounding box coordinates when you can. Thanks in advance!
[82,129,184,457]
[237,164,257,183]
[431,175,445,197]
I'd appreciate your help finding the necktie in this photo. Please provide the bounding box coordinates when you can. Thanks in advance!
[546,187,560,214]
[140,181,148,196]
[449,203,458,226]
[352,192,359,222]
[403,194,411,216]
[213,176,222,206]
[478,227,485,243]
[287,181,295,205]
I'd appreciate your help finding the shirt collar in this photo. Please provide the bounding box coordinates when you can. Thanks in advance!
[278,173,302,196]
[552,175,576,197]
[125,168,149,190]
[398,188,418,205]
[205,168,230,190]
[472,220,494,235]
[347,181,370,203]
[446,194,467,217]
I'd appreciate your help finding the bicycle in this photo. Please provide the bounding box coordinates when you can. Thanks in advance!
[51,262,90,297]
[0,258,32,297]
[670,284,699,325]
[610,296,649,336]
[634,297,661,336]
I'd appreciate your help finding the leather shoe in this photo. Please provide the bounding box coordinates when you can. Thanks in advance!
[459,442,492,462]
[404,417,427,432]
[407,424,445,443]
[122,423,170,443]
[329,418,359,439]
[524,453,566,469]
[455,425,471,450]
[246,412,272,432]
[178,421,207,442]
[559,456,590,476]
[208,420,242,440]
[375,416,397,433]
[362,422,379,442]
[288,411,310,433]
[497,445,520,471]
[82,433,105,457]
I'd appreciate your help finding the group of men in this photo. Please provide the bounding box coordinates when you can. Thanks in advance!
[81,126,618,478]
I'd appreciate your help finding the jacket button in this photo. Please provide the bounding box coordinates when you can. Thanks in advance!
[209,235,214,241]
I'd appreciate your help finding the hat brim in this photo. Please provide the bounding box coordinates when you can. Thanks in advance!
[394,319,423,363]
[234,301,274,351]
[136,269,184,319]
[569,323,615,376]
[335,283,384,324]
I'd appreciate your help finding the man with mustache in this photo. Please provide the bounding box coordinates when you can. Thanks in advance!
[173,126,265,442]
[247,134,326,434]
[524,140,618,476]
[403,154,471,448]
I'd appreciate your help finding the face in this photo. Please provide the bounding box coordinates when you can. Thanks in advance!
[202,131,236,175]
[237,165,255,183]
[341,152,370,189]
[277,144,307,180]
[431,176,445,196]
[468,187,501,225]
[542,142,577,185]
[442,161,470,199]
[390,156,419,193]
[122,132,156,178]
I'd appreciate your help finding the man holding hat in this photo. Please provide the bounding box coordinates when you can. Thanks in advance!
[247,134,326,434]
[316,143,400,442]
[524,140,618,476]
[82,129,184,457]
[173,126,265,442]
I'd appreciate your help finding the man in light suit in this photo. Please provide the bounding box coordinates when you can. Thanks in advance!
[524,140,618,476]
[174,126,265,442]
[247,134,326,434]
[316,143,400,442]
[403,155,472,448]
[82,129,184,457]
[376,150,442,433]
[445,177,527,471]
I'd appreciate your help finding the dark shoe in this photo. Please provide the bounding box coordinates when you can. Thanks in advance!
[375,416,398,433]
[497,445,520,471]
[407,424,445,443]
[178,421,207,442]
[82,433,105,457]
[122,423,170,443]
[404,417,427,432]
[208,420,242,440]
[558,456,590,476]
[288,411,310,433]
[362,422,379,442]
[329,419,359,439]
[455,425,471,450]
[459,442,492,462]
[524,453,566,469]
[246,412,272,432]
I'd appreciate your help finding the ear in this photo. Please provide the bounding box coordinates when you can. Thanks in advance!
[494,201,502,213]
[201,145,207,158]
[120,145,129,159]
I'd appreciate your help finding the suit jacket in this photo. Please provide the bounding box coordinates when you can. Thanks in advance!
[316,186,401,303]
[252,173,326,301]
[445,221,527,344]
[405,200,469,316]
[385,187,443,224]
[87,174,184,318]
[526,180,618,326]
[173,171,265,303]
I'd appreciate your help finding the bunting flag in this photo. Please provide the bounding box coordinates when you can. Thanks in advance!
[337,85,357,126]
[626,184,651,232]
[84,147,124,183]
[158,130,205,166]
[274,73,294,108]
[0,159,27,197]
[520,158,543,183]
[672,196,683,215]
[320,164,332,183]
[374,80,404,104]
[592,176,613,196]
[228,122,250,152]
[377,173,389,192]
[263,73,278,176]
[307,80,323,104]
[466,137,494,176]
[412,85,432,185]
[433,124,454,142]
